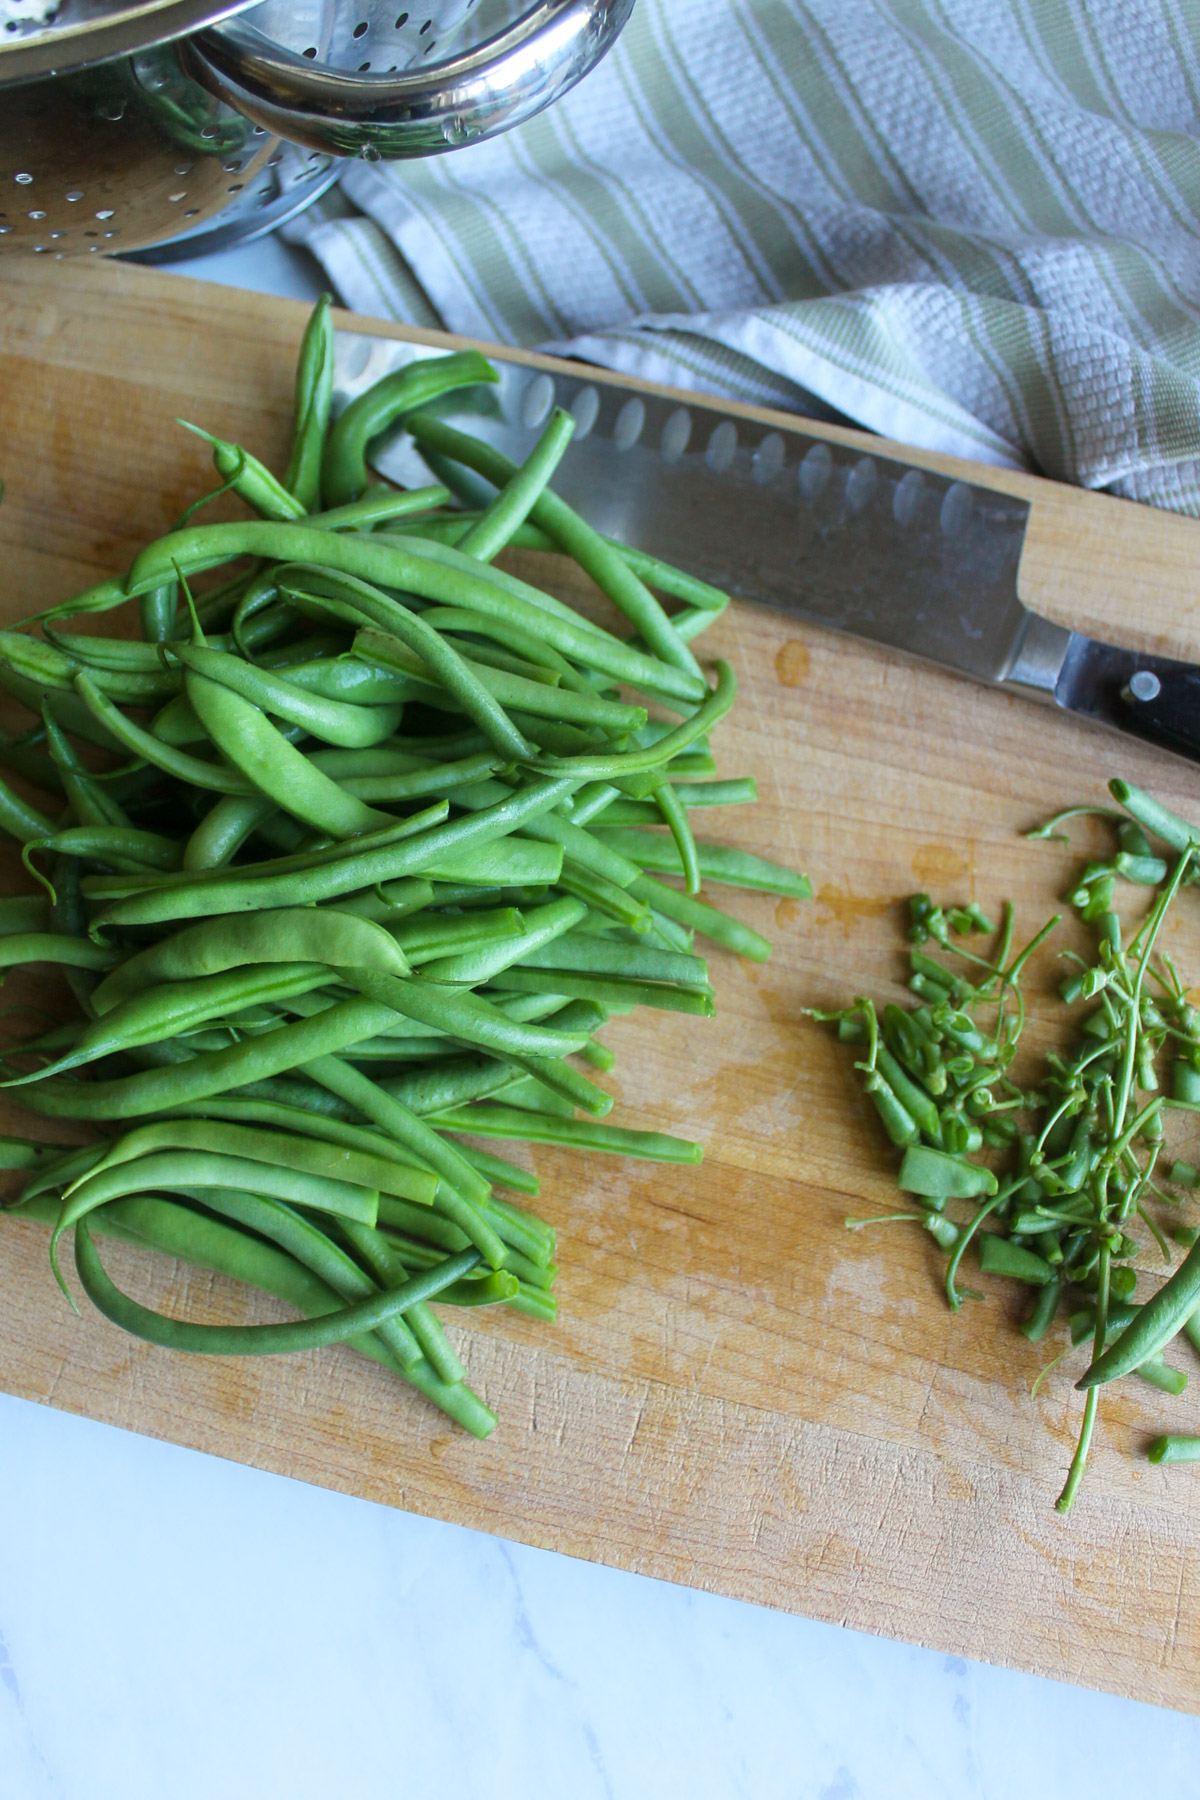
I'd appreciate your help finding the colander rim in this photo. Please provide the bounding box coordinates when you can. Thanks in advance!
[0,0,260,86]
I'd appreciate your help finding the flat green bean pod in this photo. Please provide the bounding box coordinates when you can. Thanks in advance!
[170,642,404,749]
[92,907,410,1014]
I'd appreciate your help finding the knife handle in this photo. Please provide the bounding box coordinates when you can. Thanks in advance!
[1122,666,1200,764]
[1053,636,1200,768]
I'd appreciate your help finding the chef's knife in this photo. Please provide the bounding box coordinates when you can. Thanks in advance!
[332,329,1200,764]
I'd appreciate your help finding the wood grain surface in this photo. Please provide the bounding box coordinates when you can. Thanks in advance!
[3,256,1200,1712]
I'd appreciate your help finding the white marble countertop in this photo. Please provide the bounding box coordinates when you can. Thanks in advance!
[3,231,1199,1800]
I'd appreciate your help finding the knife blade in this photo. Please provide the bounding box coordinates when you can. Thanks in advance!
[332,329,1200,765]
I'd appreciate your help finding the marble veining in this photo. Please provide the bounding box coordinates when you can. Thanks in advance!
[2,1392,1200,1799]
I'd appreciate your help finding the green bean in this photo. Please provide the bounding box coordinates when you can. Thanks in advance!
[336,1216,464,1384]
[0,895,50,937]
[432,1102,701,1163]
[322,351,500,508]
[350,626,645,736]
[86,802,448,905]
[41,707,131,830]
[124,523,705,705]
[288,568,538,760]
[15,1189,391,1358]
[0,933,115,974]
[13,964,333,1084]
[0,763,59,845]
[419,896,585,985]
[170,643,404,750]
[417,838,564,889]
[29,826,183,874]
[1148,1436,1200,1463]
[285,658,417,706]
[91,907,409,1015]
[593,827,813,899]
[90,776,552,927]
[74,1217,480,1361]
[1079,1237,1200,1388]
[516,929,708,990]
[11,997,404,1121]
[304,1053,491,1208]
[1109,780,1200,855]
[189,1188,422,1369]
[184,794,276,870]
[338,965,594,1058]
[180,421,306,522]
[404,412,702,680]
[629,875,772,963]
[53,1145,381,1291]
[460,407,577,563]
[384,1053,525,1116]
[285,293,335,513]
[0,724,65,797]
[393,907,526,961]
[419,607,592,694]
[307,485,452,532]
[977,1233,1055,1284]
[489,966,714,1017]
[650,780,701,896]
[100,1118,437,1207]
[184,670,393,839]
[74,673,254,795]
[522,663,736,781]
[138,581,179,644]
[0,630,179,703]
[898,1145,998,1200]
[335,877,436,922]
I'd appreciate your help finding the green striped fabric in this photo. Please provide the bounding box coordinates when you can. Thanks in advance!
[285,0,1200,513]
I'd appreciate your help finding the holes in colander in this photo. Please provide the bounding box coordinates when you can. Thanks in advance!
[423,39,437,53]
[27,209,45,220]
[95,209,114,220]
[174,163,193,175]
[184,208,200,218]
[168,191,186,203]
[200,125,217,139]
[303,44,317,56]
[15,173,32,185]
[65,189,83,202]
[227,183,244,193]
[419,16,432,30]
[0,227,12,236]
[358,61,371,70]
[353,19,368,35]
[395,11,409,25]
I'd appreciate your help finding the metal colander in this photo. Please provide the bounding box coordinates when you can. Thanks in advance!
[0,0,633,256]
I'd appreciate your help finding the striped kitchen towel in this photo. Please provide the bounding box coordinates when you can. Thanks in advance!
[286,0,1200,514]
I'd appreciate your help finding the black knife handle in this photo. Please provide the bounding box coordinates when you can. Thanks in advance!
[1122,666,1200,763]
[1054,637,1200,767]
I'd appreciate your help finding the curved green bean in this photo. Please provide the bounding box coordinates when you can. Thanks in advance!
[74,1218,479,1359]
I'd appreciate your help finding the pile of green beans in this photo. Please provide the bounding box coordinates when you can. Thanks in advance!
[812,779,1200,1510]
[0,298,809,1439]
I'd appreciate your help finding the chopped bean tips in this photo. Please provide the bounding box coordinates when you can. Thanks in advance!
[0,298,809,1442]
[811,783,1200,1511]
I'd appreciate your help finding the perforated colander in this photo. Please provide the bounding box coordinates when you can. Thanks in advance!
[0,0,632,255]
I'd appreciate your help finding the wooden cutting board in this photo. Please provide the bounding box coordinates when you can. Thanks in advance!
[4,255,1200,1713]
